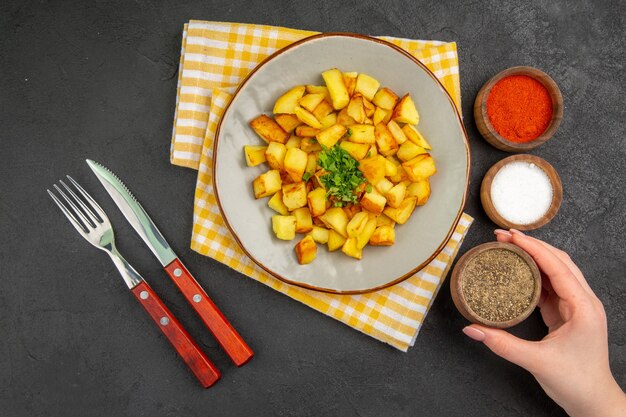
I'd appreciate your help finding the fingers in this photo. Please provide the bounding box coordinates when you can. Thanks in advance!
[495,229,596,298]
[526,238,595,297]
[494,229,514,241]
[539,293,565,330]
[495,230,586,301]
[540,272,554,294]
[463,325,541,372]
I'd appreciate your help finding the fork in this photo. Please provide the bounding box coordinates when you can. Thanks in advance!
[48,176,220,388]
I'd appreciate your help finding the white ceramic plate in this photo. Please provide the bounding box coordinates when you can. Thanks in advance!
[213,33,470,293]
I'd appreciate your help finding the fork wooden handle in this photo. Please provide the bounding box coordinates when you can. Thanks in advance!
[130,281,220,388]
[165,258,254,367]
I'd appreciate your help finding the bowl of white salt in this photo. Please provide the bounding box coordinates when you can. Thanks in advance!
[481,154,563,231]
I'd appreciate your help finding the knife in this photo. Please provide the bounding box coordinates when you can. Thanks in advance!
[87,159,254,366]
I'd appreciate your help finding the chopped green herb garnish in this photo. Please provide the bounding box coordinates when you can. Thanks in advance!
[346,128,352,137]
[317,145,366,207]
[366,151,372,158]
[366,184,372,193]
[302,172,312,181]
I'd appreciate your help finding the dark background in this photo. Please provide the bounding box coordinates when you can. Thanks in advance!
[1,1,624,416]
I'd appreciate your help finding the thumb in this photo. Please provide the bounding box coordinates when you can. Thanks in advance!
[463,325,541,372]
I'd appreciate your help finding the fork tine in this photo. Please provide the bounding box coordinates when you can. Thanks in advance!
[48,189,89,235]
[59,179,101,226]
[67,175,109,224]
[53,184,96,229]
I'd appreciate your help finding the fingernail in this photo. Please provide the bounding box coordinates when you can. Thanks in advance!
[510,229,525,236]
[494,229,512,237]
[462,326,486,342]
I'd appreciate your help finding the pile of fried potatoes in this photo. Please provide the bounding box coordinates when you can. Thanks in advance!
[244,68,436,265]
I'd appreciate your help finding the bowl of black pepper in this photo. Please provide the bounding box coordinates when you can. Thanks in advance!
[450,242,541,328]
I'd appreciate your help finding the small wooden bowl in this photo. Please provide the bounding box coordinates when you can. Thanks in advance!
[474,66,563,152]
[450,242,542,328]
[481,154,562,231]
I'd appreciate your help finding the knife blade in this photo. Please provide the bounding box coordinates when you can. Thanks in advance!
[87,159,254,367]
[86,160,176,266]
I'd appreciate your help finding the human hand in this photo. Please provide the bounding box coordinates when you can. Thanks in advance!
[462,229,625,417]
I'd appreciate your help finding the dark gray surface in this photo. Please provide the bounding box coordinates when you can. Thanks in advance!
[1,0,624,416]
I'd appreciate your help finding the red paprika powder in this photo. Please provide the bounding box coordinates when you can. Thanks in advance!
[486,75,553,143]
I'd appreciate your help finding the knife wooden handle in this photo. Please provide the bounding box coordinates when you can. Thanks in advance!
[165,258,254,367]
[130,281,220,388]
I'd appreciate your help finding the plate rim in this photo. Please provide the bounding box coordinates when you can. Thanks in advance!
[212,32,471,294]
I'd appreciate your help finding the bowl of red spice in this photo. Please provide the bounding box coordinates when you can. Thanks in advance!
[450,242,542,329]
[474,66,563,152]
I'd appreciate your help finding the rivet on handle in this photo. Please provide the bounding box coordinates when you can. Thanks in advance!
[160,317,170,326]
[173,268,182,277]
[140,291,149,299]
[193,294,202,303]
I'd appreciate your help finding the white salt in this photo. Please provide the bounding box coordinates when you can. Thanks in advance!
[490,161,553,225]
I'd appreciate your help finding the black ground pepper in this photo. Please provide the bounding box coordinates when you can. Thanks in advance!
[461,249,535,322]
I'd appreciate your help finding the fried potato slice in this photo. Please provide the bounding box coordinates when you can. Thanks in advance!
[284,147,308,182]
[273,86,306,114]
[402,124,432,149]
[307,187,327,217]
[312,100,334,121]
[391,94,419,125]
[268,190,289,215]
[319,112,338,129]
[402,154,436,182]
[361,191,387,215]
[347,124,375,144]
[397,140,428,162]
[299,93,326,112]
[383,197,417,224]
[370,225,395,246]
[272,215,296,240]
[293,207,313,233]
[407,179,431,206]
[327,229,347,251]
[373,107,392,125]
[308,226,330,244]
[295,235,317,264]
[347,95,366,123]
[356,217,377,249]
[358,155,386,184]
[385,182,407,209]
[374,123,399,156]
[294,105,322,129]
[340,141,370,160]
[306,85,331,101]
[295,125,320,137]
[285,135,302,149]
[343,72,358,96]
[372,88,399,110]
[341,237,362,260]
[386,120,407,144]
[250,115,289,144]
[253,170,282,198]
[282,182,308,211]
[274,114,302,133]
[354,73,380,101]
[347,212,369,237]
[244,145,267,166]
[322,69,350,110]
[265,142,287,170]
[316,124,347,148]
[319,207,349,237]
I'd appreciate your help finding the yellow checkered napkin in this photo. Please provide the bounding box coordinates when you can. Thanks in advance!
[170,21,473,351]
